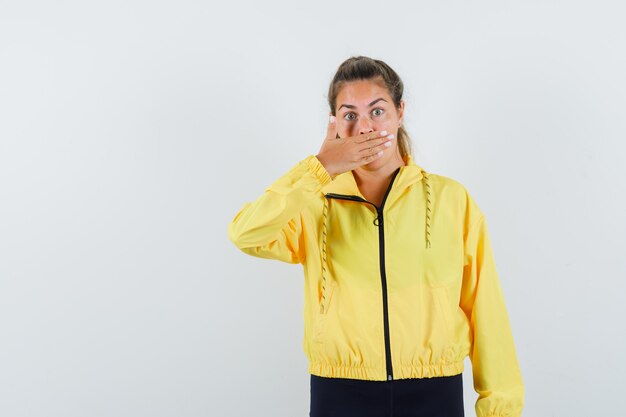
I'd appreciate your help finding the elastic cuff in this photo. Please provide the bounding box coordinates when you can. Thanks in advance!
[303,155,333,185]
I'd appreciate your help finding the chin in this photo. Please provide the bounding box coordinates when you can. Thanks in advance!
[364,156,387,168]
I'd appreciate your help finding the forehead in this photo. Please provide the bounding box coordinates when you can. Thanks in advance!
[336,79,390,105]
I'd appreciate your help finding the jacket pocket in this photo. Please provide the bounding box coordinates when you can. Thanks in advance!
[432,287,454,345]
[312,279,336,344]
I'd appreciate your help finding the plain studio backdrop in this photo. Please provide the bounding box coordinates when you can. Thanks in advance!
[1,1,625,416]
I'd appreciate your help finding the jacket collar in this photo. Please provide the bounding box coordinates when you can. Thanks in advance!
[321,154,426,198]
[319,153,433,250]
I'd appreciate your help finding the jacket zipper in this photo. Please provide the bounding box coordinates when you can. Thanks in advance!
[324,167,401,381]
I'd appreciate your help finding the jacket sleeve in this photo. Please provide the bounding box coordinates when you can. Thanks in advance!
[460,209,525,417]
[227,154,333,264]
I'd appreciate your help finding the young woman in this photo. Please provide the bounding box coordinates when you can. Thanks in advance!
[228,56,524,417]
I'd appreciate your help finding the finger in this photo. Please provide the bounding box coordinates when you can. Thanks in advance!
[325,113,338,141]
[358,136,393,153]
[360,137,393,155]
[360,148,384,163]
[354,130,391,144]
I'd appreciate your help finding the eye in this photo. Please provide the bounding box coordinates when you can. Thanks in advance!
[343,108,384,121]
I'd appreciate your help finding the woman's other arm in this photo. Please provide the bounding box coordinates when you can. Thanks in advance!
[460,196,525,417]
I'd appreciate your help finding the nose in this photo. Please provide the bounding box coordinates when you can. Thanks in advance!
[357,118,375,135]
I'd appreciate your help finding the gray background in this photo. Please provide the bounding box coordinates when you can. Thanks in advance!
[1,1,625,416]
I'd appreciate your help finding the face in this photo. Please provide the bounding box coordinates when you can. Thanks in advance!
[334,78,405,170]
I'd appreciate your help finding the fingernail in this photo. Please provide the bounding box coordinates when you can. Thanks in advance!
[380,130,388,136]
[329,115,335,123]
[385,141,392,147]
[387,134,395,139]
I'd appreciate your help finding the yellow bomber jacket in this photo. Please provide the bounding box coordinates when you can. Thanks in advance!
[228,153,524,417]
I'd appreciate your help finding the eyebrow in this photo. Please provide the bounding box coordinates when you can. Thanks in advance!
[338,97,388,111]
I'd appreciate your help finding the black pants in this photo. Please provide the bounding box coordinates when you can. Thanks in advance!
[310,373,464,417]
